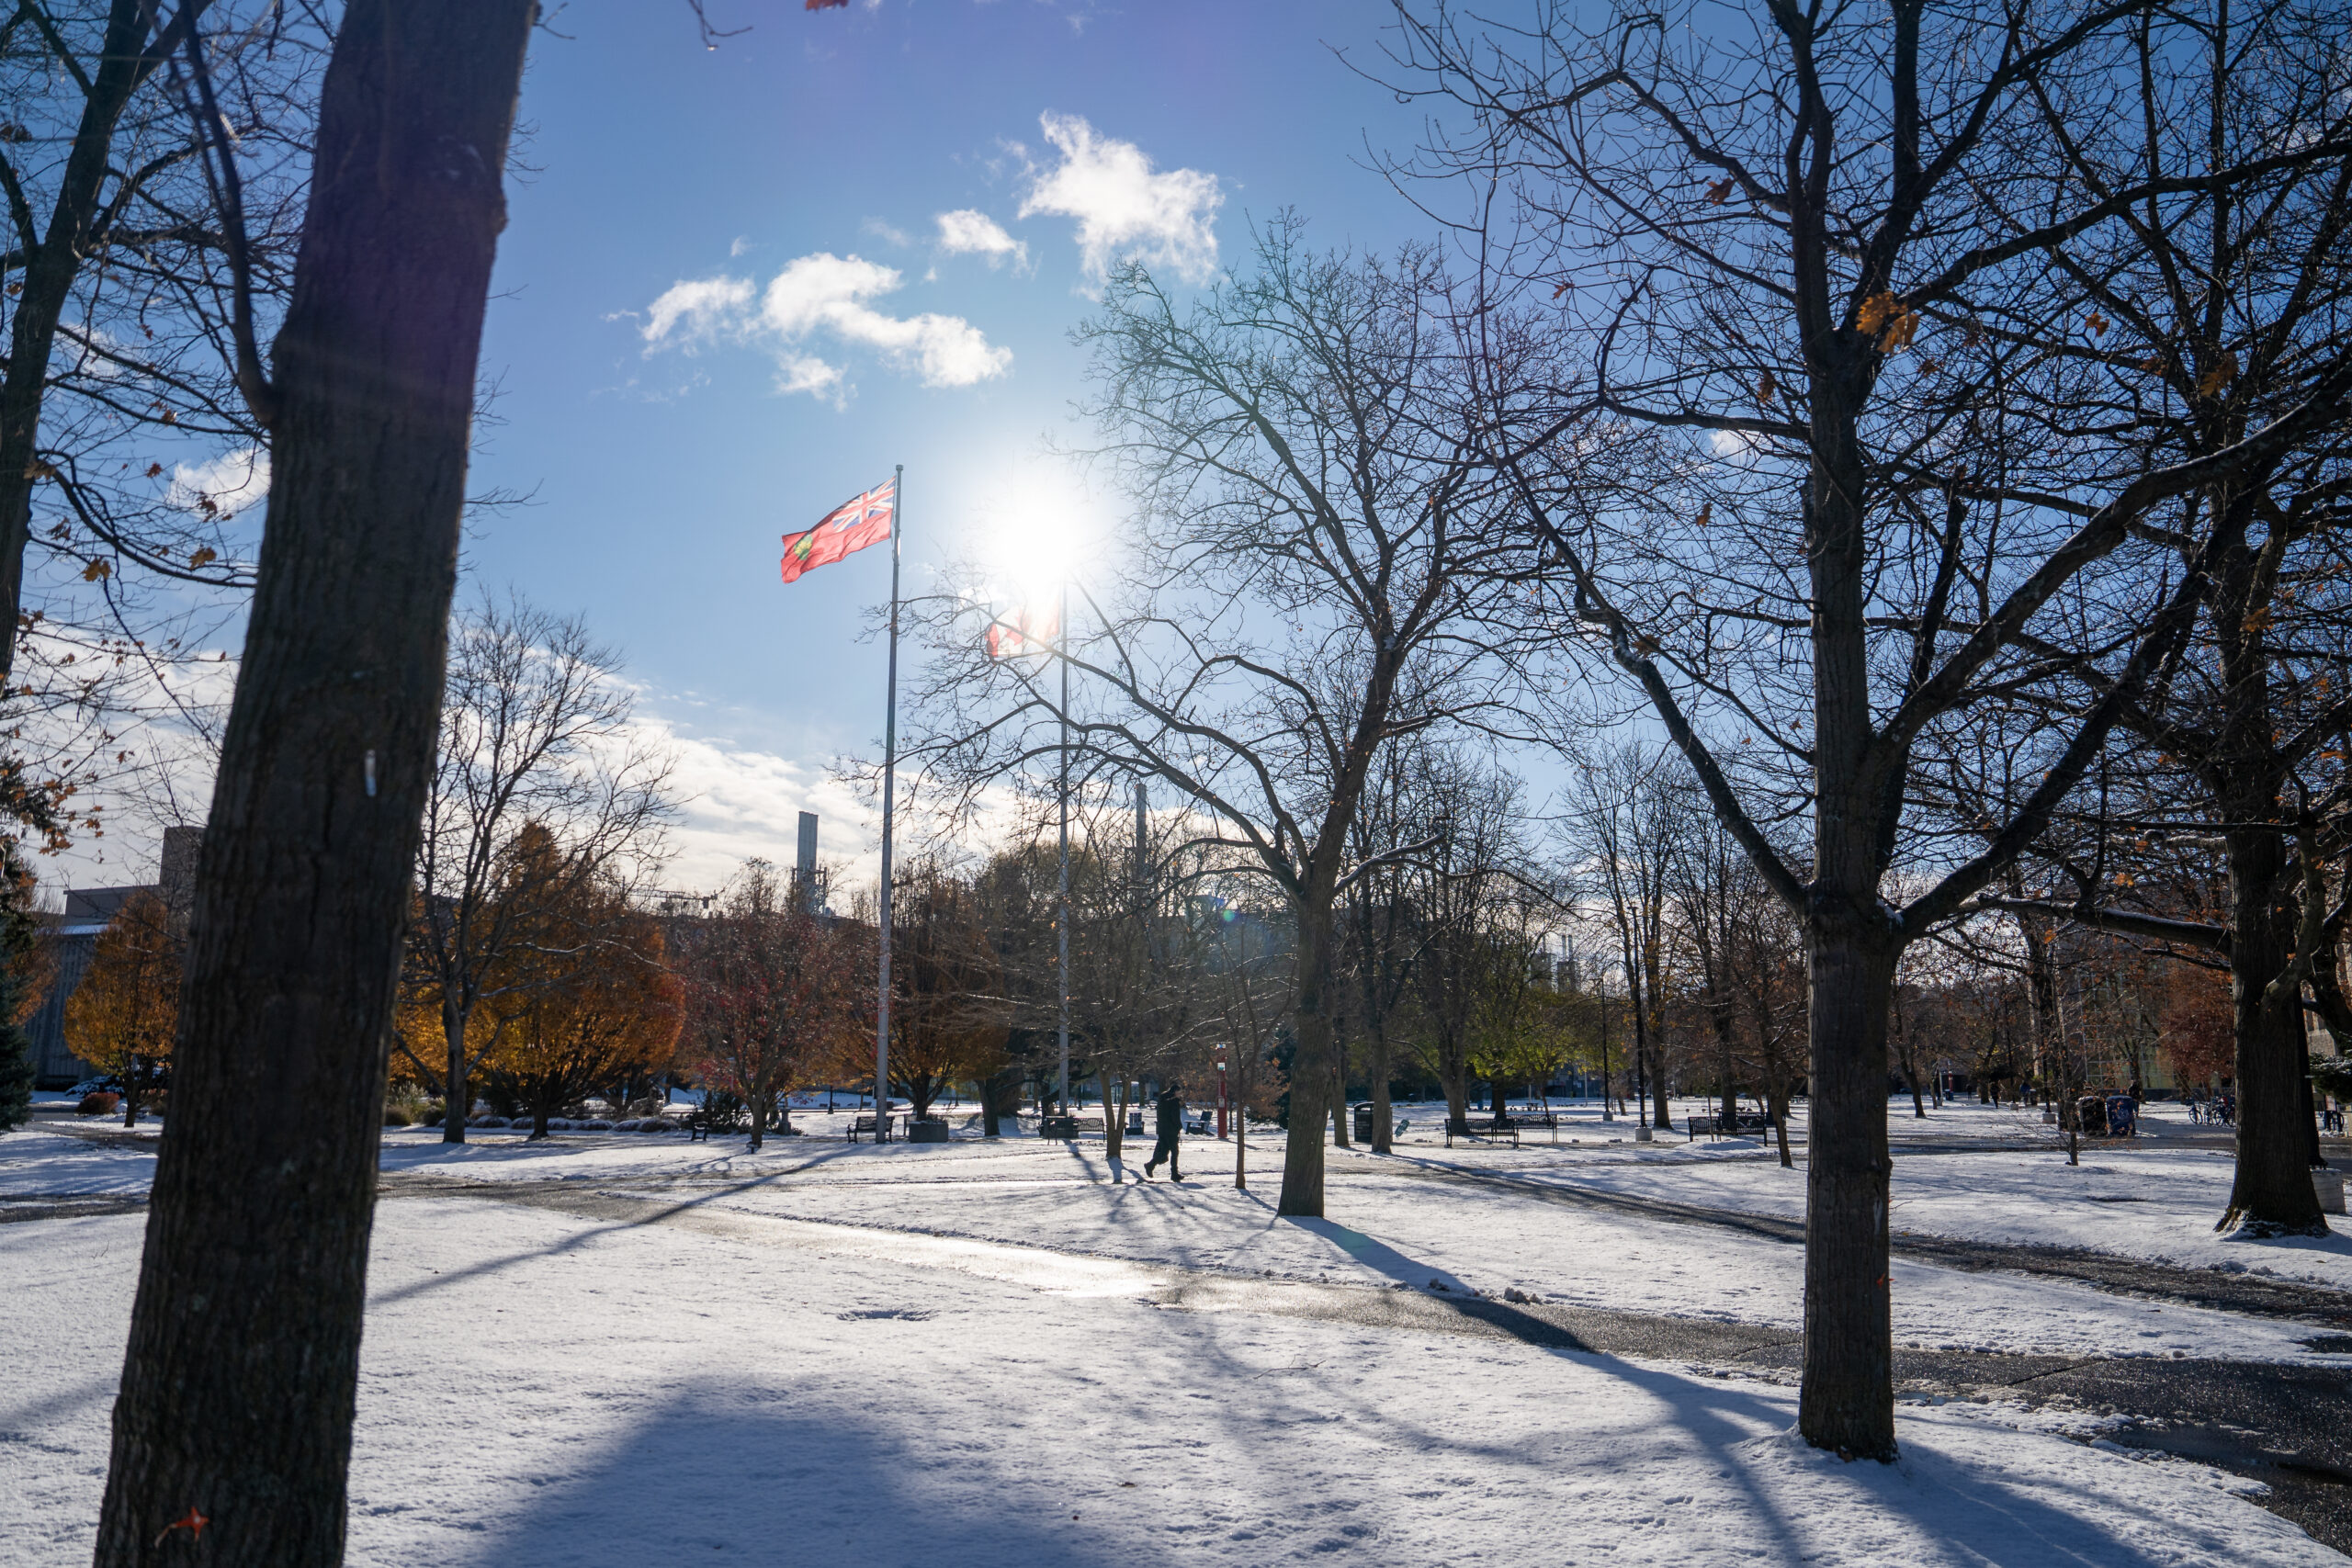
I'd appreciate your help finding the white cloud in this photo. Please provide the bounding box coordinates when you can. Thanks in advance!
[166,446,270,519]
[640,254,1010,397]
[643,276,755,347]
[1017,112,1222,285]
[935,208,1029,271]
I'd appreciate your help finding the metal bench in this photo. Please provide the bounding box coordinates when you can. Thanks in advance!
[847,1113,896,1144]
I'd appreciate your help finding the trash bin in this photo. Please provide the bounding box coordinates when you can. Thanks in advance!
[908,1118,950,1144]
[2075,1095,2110,1136]
[1352,1102,1376,1143]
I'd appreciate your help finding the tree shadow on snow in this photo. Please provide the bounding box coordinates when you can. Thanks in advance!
[438,1383,1124,1568]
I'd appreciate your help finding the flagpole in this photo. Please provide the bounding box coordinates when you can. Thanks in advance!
[876,463,902,1141]
[1056,576,1070,1127]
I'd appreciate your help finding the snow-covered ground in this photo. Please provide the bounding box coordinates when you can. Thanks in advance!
[3,1187,2339,1567]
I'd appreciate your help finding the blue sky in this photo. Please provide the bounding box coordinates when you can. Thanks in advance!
[442,0,1453,889]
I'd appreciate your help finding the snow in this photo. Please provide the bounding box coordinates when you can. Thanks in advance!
[2,1191,2338,1568]
[10,1116,2346,1364]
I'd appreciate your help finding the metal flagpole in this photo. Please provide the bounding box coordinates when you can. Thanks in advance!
[1057,576,1070,1125]
[876,464,902,1141]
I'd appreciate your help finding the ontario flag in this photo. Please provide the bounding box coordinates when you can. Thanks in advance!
[987,600,1060,660]
[782,477,895,584]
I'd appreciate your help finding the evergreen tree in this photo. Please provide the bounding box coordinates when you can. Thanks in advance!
[0,843,41,1133]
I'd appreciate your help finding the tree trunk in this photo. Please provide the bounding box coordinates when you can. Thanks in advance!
[1098,1069,1121,1160]
[1370,1029,1393,1154]
[1797,931,1898,1461]
[1278,898,1336,1216]
[93,7,535,1563]
[441,1000,470,1145]
[1329,1034,1351,1148]
[1441,1061,1469,1136]
[2222,824,2326,1233]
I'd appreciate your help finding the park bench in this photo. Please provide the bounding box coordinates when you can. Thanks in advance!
[847,1113,896,1144]
[1444,1115,1522,1149]
[1687,1110,1774,1140]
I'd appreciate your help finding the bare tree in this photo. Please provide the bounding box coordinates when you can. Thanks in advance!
[95,6,536,1558]
[904,224,1523,1217]
[1392,0,2352,1457]
[404,594,675,1141]
[1567,742,1684,1131]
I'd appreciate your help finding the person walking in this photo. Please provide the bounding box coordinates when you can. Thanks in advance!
[1143,1079,1184,1182]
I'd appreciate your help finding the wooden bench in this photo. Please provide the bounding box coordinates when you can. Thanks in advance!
[847,1113,896,1144]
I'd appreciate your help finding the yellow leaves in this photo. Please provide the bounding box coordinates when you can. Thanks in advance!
[1703,178,1734,205]
[2242,606,2273,637]
[2198,351,2239,397]
[2112,872,2136,887]
[187,547,217,570]
[1857,292,1917,352]
[80,559,111,582]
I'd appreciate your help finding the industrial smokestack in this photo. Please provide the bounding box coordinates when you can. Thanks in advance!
[796,811,819,910]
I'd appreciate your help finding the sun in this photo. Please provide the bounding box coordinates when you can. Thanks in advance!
[973,461,1103,604]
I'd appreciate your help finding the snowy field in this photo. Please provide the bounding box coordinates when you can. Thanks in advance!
[3,1183,2340,1567]
[6,1111,2349,1564]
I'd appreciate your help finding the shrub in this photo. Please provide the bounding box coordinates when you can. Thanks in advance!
[469,1114,510,1128]
[384,1104,414,1127]
[612,1118,641,1132]
[78,1091,119,1116]
[638,1116,676,1133]
[581,1119,613,1132]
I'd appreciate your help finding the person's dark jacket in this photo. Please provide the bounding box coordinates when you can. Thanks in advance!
[1155,1090,1182,1138]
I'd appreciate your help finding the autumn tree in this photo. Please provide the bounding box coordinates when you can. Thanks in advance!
[885,863,1008,1124]
[679,859,863,1150]
[478,845,684,1141]
[63,886,179,1125]
[404,595,674,1140]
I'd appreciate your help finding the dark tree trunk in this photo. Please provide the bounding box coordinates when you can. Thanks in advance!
[93,7,536,1563]
[1098,1069,1121,1160]
[1278,897,1337,1216]
[1369,1029,1393,1154]
[1329,1032,1351,1148]
[442,1000,470,1144]
[1442,1067,1469,1136]
[2222,823,2326,1233]
[1798,930,1898,1461]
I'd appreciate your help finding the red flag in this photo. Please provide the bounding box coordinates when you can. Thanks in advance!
[987,600,1060,660]
[782,478,895,584]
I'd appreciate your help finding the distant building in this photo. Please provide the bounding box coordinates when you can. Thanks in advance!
[25,827,199,1087]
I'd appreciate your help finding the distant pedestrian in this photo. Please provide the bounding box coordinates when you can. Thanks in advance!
[1143,1080,1183,1182]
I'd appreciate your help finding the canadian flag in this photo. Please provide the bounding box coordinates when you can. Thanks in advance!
[987,601,1060,660]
